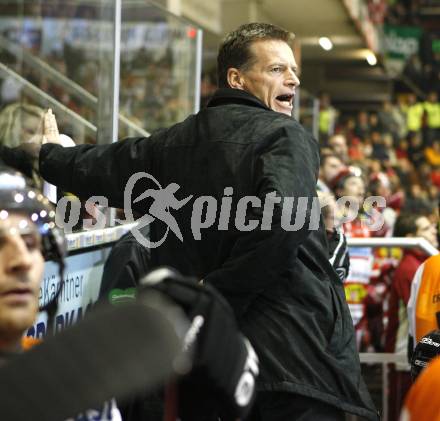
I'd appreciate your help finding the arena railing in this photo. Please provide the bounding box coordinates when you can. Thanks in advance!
[346,236,438,421]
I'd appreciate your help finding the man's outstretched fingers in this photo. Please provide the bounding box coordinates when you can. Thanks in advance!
[43,108,60,144]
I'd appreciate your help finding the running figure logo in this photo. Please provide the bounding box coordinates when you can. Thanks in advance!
[122,172,192,248]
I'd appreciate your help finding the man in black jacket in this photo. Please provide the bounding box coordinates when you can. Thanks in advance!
[24,23,377,420]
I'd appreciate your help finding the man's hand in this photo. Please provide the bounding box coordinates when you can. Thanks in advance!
[42,108,61,144]
[20,108,61,159]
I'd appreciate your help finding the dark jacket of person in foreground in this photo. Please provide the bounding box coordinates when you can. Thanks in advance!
[39,88,377,420]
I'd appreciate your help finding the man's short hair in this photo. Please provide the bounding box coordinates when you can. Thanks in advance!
[217,22,295,88]
[402,199,436,219]
[393,212,424,237]
[329,134,347,145]
[321,152,343,167]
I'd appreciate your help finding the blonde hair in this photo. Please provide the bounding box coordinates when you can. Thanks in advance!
[0,102,44,148]
[0,103,45,187]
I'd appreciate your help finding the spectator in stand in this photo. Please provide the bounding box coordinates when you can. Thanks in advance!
[354,110,370,140]
[363,169,397,350]
[425,139,440,167]
[0,105,73,193]
[428,183,439,202]
[408,132,425,168]
[318,92,337,144]
[0,103,44,148]
[405,93,424,138]
[368,170,397,236]
[328,133,349,164]
[362,135,374,160]
[348,138,365,162]
[333,169,367,230]
[396,97,409,140]
[396,138,410,160]
[391,161,412,200]
[378,100,404,143]
[409,183,430,202]
[385,212,438,420]
[383,133,398,167]
[423,91,440,147]
[343,116,357,142]
[404,198,439,239]
[387,176,406,215]
[333,169,374,350]
[430,165,440,189]
[371,131,389,162]
[317,152,345,193]
[369,112,383,134]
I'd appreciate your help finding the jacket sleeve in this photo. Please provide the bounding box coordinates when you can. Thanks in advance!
[0,145,35,178]
[204,123,320,316]
[39,136,158,209]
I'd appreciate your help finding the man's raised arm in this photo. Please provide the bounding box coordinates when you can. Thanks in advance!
[39,135,156,209]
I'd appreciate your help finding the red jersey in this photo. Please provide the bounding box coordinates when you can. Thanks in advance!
[385,250,428,355]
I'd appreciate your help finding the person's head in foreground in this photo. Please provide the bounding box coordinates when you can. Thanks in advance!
[217,22,299,116]
[0,164,58,353]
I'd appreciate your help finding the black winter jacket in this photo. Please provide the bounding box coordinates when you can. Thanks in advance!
[39,89,378,420]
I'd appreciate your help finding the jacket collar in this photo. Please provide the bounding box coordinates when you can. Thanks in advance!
[207,88,272,111]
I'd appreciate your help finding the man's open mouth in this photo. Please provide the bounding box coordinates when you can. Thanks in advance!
[276,94,294,106]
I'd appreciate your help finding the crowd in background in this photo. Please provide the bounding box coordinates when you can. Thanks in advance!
[0,47,192,142]
[322,92,440,206]
[318,91,440,351]
[318,92,440,418]
[0,14,194,143]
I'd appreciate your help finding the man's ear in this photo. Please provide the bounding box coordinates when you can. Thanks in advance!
[226,68,245,90]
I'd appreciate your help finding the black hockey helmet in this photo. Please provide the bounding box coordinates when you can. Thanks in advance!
[411,330,440,381]
[0,163,66,332]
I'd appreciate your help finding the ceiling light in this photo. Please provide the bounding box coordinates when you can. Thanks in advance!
[319,37,333,51]
[366,52,377,66]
